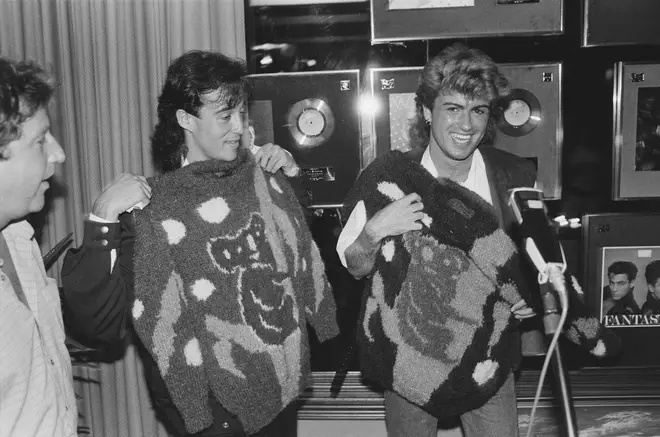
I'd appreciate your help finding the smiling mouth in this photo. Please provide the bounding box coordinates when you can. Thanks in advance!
[450,133,472,142]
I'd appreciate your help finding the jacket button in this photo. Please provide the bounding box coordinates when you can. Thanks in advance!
[100,239,108,247]
[101,226,109,234]
[222,422,230,429]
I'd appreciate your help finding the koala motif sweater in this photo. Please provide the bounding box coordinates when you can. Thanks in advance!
[132,149,339,434]
[344,150,620,419]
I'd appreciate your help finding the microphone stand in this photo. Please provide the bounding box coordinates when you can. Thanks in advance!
[542,264,578,437]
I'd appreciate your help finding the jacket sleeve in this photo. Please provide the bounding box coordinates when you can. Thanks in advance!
[61,213,135,348]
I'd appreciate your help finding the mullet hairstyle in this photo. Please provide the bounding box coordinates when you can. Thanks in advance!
[408,43,510,149]
[0,58,55,152]
[151,50,249,172]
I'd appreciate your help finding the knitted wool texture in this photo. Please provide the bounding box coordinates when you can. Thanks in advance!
[345,150,619,419]
[132,149,339,434]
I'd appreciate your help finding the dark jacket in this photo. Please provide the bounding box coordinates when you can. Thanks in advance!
[642,292,660,316]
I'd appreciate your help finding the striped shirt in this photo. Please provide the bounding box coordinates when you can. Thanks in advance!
[0,221,77,437]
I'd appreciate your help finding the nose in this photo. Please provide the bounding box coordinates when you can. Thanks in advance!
[231,112,245,134]
[457,110,473,131]
[46,133,65,164]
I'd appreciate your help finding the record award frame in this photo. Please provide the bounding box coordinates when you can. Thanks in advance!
[247,70,362,209]
[581,213,660,367]
[612,62,660,200]
[370,63,563,199]
[370,0,563,43]
[582,0,660,47]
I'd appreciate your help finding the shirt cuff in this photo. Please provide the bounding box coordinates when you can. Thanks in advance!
[83,218,122,250]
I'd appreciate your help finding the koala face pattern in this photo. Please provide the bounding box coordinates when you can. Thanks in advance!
[207,212,298,346]
[396,233,485,361]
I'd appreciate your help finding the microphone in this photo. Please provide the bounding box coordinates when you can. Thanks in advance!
[508,187,567,336]
[508,188,566,277]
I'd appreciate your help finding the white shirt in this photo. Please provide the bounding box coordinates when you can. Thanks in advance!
[0,221,78,437]
[91,145,298,271]
[336,147,493,267]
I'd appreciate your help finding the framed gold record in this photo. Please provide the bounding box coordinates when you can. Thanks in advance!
[247,70,361,208]
[494,88,543,138]
[285,98,336,148]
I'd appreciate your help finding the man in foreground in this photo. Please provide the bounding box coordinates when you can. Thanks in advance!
[0,57,76,436]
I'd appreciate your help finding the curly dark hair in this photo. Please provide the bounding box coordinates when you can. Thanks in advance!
[645,260,660,287]
[408,43,509,149]
[0,57,55,151]
[608,261,638,282]
[151,50,248,172]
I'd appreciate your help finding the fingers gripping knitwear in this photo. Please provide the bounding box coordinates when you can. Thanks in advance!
[132,149,339,434]
[344,150,620,420]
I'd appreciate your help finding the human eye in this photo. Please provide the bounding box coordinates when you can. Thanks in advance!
[474,107,490,116]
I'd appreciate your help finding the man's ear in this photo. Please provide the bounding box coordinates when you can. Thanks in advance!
[176,109,194,133]
[423,106,432,123]
[630,279,636,290]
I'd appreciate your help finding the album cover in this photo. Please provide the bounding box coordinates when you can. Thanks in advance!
[248,71,361,208]
[600,246,660,328]
[369,63,563,199]
[582,213,660,366]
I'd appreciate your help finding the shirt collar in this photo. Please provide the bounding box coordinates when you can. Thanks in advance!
[420,146,482,180]
[2,220,35,240]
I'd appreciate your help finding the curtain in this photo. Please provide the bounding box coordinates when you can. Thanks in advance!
[0,0,246,266]
[0,1,246,435]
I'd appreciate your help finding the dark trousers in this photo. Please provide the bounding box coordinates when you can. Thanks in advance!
[155,394,298,437]
[384,372,518,437]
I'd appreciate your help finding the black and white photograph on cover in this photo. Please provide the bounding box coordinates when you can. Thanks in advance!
[600,246,660,328]
[388,0,473,10]
[635,87,660,171]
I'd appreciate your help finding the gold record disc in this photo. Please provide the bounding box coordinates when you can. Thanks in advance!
[494,88,542,137]
[285,98,335,147]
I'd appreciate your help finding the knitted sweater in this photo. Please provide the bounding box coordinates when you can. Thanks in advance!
[344,150,620,419]
[132,149,339,434]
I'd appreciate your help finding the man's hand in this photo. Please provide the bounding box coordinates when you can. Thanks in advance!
[511,299,536,320]
[363,193,425,244]
[92,173,151,221]
[254,143,299,176]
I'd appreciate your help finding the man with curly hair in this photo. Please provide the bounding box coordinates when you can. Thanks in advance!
[0,57,74,436]
[337,44,537,437]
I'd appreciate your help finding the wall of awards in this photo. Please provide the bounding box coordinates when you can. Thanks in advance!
[369,63,563,199]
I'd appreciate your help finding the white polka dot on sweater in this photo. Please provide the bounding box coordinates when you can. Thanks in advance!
[382,240,395,262]
[421,213,432,228]
[197,197,230,224]
[472,360,498,386]
[190,278,215,301]
[377,181,405,201]
[132,299,144,320]
[270,177,283,193]
[184,338,203,366]
[161,219,186,245]
[591,339,606,357]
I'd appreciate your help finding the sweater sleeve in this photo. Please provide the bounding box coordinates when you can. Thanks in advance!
[304,234,339,343]
[132,207,212,433]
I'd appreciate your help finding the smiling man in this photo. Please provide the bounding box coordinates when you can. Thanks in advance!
[336,44,537,437]
[0,57,75,436]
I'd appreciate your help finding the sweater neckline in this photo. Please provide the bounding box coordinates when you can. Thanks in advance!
[183,148,250,177]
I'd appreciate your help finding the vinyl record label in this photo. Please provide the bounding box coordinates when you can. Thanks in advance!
[285,98,336,147]
[494,88,542,137]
